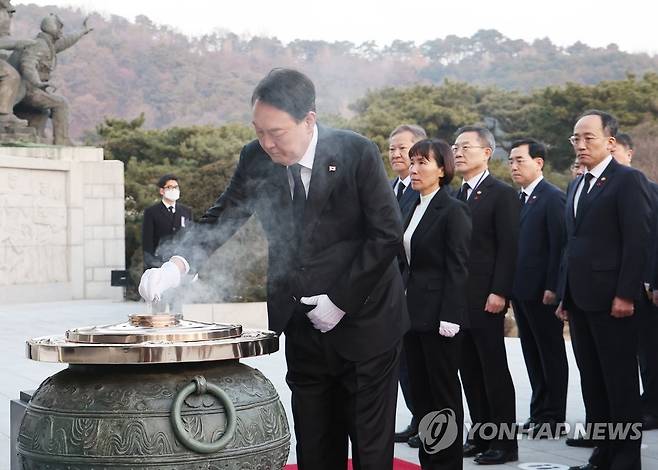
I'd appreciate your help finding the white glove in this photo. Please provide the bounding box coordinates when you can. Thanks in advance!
[138,260,182,302]
[439,321,460,337]
[300,294,346,333]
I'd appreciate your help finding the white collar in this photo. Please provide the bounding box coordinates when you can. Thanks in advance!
[398,174,411,188]
[162,200,176,209]
[587,155,613,179]
[462,169,489,190]
[522,175,544,197]
[419,186,441,205]
[297,124,318,171]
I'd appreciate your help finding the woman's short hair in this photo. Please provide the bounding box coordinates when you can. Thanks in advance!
[408,138,455,186]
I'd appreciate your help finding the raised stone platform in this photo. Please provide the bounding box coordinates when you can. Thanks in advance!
[0,146,125,302]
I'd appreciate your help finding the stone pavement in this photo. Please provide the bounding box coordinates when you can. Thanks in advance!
[1,299,657,469]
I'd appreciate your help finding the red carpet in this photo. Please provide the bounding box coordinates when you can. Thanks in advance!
[284,458,420,469]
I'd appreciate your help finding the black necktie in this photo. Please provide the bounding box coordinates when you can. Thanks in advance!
[396,181,405,201]
[290,164,306,234]
[576,172,595,219]
[520,191,527,206]
[458,182,470,202]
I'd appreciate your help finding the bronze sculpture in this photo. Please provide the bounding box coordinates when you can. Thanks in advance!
[7,13,92,145]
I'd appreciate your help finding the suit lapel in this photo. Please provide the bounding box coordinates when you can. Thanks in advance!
[303,127,340,243]
[409,189,449,266]
[467,174,494,210]
[520,179,545,223]
[575,159,618,230]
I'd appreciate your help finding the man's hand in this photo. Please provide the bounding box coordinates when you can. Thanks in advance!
[300,294,346,333]
[138,259,185,302]
[484,293,506,314]
[542,290,557,305]
[555,301,568,321]
[439,321,460,337]
[611,296,634,318]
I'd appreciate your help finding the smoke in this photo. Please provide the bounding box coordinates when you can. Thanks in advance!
[155,210,269,308]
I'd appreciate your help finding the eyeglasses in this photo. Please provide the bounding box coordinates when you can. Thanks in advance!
[568,135,600,146]
[451,144,487,153]
[163,185,179,190]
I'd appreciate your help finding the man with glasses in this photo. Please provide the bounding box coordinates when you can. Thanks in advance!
[453,126,520,465]
[556,111,652,470]
[142,174,193,270]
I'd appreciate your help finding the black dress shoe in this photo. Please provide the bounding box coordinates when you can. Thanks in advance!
[565,436,596,448]
[643,414,658,430]
[463,442,487,457]
[394,422,418,443]
[474,448,519,465]
[567,464,599,470]
[408,434,421,448]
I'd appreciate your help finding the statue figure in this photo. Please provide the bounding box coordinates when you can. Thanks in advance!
[8,13,92,145]
[0,0,34,128]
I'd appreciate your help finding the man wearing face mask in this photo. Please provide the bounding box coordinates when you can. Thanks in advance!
[142,174,193,270]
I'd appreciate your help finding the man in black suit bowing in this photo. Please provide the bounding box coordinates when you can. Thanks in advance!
[139,68,408,470]
[142,174,193,270]
[389,123,425,446]
[556,110,652,470]
[454,126,520,465]
[508,139,568,437]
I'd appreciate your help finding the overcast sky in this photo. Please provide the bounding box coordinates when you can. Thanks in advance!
[16,0,658,55]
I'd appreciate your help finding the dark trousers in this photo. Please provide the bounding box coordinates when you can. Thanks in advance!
[284,310,401,470]
[399,344,418,428]
[568,304,642,470]
[460,322,517,451]
[637,293,658,417]
[405,330,463,470]
[512,299,568,422]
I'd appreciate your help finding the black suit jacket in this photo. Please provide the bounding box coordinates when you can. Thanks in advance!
[391,177,420,218]
[142,201,193,268]
[401,188,472,331]
[463,174,520,327]
[180,125,409,361]
[646,182,658,289]
[558,158,652,311]
[512,179,566,301]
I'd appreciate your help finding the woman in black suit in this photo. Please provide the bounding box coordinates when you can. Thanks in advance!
[402,139,472,470]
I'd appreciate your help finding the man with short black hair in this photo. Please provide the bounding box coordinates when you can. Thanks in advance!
[557,110,652,470]
[142,174,193,270]
[139,68,408,470]
[508,138,568,438]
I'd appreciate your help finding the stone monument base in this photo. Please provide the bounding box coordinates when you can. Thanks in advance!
[0,145,125,302]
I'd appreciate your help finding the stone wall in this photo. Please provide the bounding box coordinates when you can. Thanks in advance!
[0,147,125,302]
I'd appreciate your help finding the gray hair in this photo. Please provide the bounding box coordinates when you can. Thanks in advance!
[455,125,496,152]
[389,124,427,142]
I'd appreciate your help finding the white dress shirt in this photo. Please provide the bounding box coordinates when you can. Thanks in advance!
[403,186,441,265]
[461,169,489,200]
[394,175,411,195]
[162,200,176,213]
[573,155,612,216]
[521,175,544,200]
[287,124,318,199]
